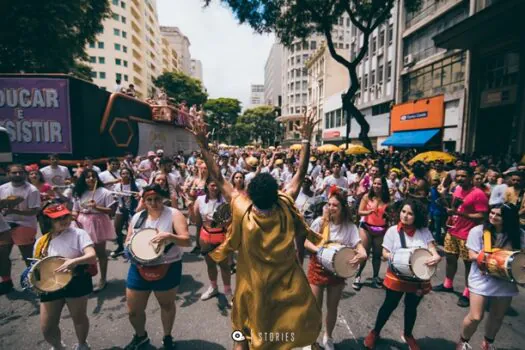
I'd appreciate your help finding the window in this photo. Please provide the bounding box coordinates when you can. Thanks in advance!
[372,102,391,116]
[388,23,393,45]
[325,114,330,129]
[303,41,309,50]
[371,70,376,85]
[112,0,119,5]
[112,13,119,21]
[121,16,126,24]
[114,43,121,51]
[116,73,122,81]
[387,62,392,82]
[99,72,106,79]
[98,42,104,49]
[115,58,122,65]
[121,1,126,8]
[335,109,342,127]
[346,17,350,27]
[89,42,95,48]
[379,29,385,48]
[123,60,128,67]
[122,31,127,38]
[371,37,376,53]
[89,56,96,63]
[114,28,120,36]
[91,71,97,78]
[311,41,317,50]
[124,74,129,82]
[364,74,368,89]
[98,57,105,64]
[378,65,384,84]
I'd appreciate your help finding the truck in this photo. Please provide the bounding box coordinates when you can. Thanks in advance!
[0,74,198,165]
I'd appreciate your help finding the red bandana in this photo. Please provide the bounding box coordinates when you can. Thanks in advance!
[397,222,416,237]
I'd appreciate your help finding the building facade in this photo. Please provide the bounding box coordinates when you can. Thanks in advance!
[86,0,177,98]
[383,0,470,151]
[264,43,283,107]
[160,26,192,75]
[161,36,181,73]
[191,59,203,83]
[249,84,265,108]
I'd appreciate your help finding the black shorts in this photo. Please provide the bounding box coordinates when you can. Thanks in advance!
[40,273,93,303]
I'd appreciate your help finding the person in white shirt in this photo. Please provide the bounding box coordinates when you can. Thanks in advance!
[318,162,348,197]
[0,164,42,295]
[40,154,72,186]
[244,156,259,187]
[114,79,124,93]
[83,157,101,174]
[98,158,121,191]
[138,152,157,181]
[294,176,316,265]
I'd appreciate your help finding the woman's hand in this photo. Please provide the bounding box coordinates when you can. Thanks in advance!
[425,255,441,267]
[150,232,174,245]
[87,200,97,209]
[55,258,77,273]
[349,251,367,267]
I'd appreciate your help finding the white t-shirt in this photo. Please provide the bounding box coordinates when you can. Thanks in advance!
[0,182,41,229]
[466,225,524,297]
[245,172,256,187]
[196,195,225,223]
[40,165,71,186]
[321,175,348,196]
[382,225,434,254]
[73,187,116,214]
[99,170,121,190]
[310,217,360,248]
[489,184,508,206]
[34,227,94,259]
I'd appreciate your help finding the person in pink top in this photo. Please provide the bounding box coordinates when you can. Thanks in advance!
[433,166,489,308]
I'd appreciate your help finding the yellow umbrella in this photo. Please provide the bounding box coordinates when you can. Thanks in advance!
[345,144,371,155]
[408,151,456,165]
[268,146,276,151]
[318,144,340,153]
[219,143,228,148]
[290,144,302,151]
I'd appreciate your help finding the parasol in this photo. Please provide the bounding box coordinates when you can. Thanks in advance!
[317,144,340,153]
[344,144,371,155]
[408,151,456,165]
[290,144,302,151]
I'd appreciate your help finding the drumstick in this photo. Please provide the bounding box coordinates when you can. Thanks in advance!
[91,180,98,201]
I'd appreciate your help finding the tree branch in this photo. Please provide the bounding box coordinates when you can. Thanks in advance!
[323,27,352,71]
[345,2,366,33]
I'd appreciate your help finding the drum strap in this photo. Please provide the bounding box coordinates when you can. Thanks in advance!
[483,229,501,253]
[398,229,407,249]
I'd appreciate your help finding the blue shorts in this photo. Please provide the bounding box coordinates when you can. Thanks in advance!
[126,261,182,291]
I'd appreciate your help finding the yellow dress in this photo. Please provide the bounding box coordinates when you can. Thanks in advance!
[210,192,322,349]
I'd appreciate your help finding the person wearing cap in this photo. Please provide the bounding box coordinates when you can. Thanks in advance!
[35,204,96,350]
[243,156,260,187]
[124,184,190,350]
[308,156,321,180]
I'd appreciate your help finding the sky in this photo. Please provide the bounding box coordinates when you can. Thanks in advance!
[157,0,275,109]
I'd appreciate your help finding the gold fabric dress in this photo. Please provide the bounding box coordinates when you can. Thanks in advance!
[210,192,322,349]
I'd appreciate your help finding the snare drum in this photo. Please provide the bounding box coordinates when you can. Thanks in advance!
[20,256,73,295]
[389,248,436,281]
[318,243,357,278]
[477,250,525,284]
[127,228,164,265]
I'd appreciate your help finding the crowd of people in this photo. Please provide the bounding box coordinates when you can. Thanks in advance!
[0,108,524,350]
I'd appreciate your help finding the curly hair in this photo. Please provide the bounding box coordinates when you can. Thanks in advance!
[73,169,104,198]
[248,173,278,210]
[398,198,428,229]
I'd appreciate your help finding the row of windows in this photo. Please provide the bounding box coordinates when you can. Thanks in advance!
[113,28,128,38]
[89,56,128,67]
[359,62,393,89]
[325,109,346,129]
[91,71,106,79]
[91,71,129,82]
[114,43,128,52]
[112,13,127,24]
[112,0,126,9]
[288,80,308,91]
[289,93,308,104]
[289,41,318,53]
[89,42,105,49]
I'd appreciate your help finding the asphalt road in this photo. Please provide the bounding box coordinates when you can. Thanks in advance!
[1,225,524,350]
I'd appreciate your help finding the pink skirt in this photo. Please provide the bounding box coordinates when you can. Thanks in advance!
[77,213,116,244]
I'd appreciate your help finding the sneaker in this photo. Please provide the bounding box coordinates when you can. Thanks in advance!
[481,339,497,350]
[364,330,379,349]
[371,277,383,289]
[402,335,420,350]
[110,248,124,258]
[73,344,91,350]
[322,334,335,350]
[200,286,219,301]
[456,340,472,350]
[457,295,470,307]
[352,276,362,291]
[224,292,233,308]
[0,280,14,295]
[432,283,454,293]
[162,335,176,350]
[124,333,150,350]
[50,342,67,350]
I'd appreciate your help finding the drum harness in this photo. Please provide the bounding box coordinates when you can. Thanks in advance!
[394,229,426,288]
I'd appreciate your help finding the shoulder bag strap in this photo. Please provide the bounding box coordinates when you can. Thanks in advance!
[398,228,407,249]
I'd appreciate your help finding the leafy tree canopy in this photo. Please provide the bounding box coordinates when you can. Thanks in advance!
[204,98,242,143]
[232,106,281,146]
[0,0,111,79]
[154,71,208,106]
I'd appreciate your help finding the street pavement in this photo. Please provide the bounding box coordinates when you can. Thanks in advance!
[1,225,524,350]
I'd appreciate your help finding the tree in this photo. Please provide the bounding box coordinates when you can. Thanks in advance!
[0,1,110,77]
[154,71,208,106]
[233,106,281,147]
[204,98,242,143]
[203,0,421,152]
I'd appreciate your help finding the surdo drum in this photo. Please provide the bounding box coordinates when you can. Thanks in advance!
[20,256,73,295]
[389,248,436,281]
[127,228,165,265]
[318,243,357,278]
[477,250,525,285]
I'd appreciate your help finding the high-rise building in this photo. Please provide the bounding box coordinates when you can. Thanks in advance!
[191,59,203,83]
[161,36,181,73]
[160,26,192,75]
[249,84,265,108]
[85,0,166,98]
[264,43,283,107]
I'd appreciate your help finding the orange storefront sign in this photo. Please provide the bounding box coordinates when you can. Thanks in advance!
[390,95,445,132]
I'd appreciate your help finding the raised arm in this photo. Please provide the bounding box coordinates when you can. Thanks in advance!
[187,117,234,202]
[285,108,319,200]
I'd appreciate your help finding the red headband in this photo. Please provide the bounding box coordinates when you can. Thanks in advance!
[25,164,39,172]
[143,190,157,198]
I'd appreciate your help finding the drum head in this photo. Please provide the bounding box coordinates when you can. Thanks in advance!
[332,246,357,278]
[510,252,525,284]
[130,229,163,262]
[29,257,73,293]
[410,249,435,280]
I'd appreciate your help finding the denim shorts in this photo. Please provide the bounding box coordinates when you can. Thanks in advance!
[127,260,182,291]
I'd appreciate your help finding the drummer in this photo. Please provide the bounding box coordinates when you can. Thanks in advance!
[124,184,190,350]
[364,199,441,350]
[35,204,96,350]
[456,204,525,350]
[304,188,367,350]
[187,178,232,305]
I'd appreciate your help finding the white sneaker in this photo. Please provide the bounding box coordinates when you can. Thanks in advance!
[200,286,219,301]
[224,292,233,308]
[73,344,90,350]
[323,334,335,350]
[50,342,66,350]
[457,341,472,350]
